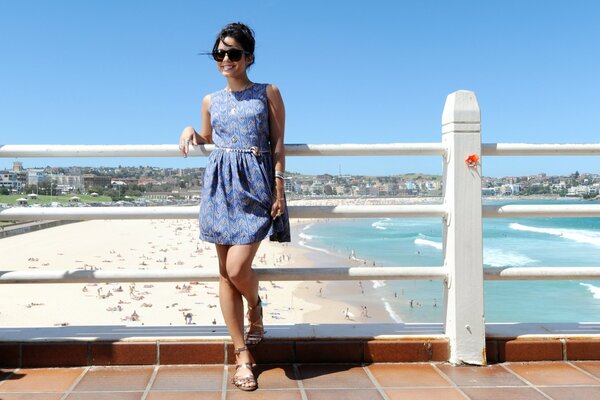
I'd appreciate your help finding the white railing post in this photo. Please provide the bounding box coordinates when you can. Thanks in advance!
[441,90,486,365]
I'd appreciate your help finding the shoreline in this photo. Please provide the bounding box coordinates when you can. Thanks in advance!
[291,219,401,324]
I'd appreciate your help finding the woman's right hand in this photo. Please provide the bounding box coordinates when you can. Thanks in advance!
[178,126,197,158]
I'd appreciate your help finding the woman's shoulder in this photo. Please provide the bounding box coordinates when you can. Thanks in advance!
[263,83,282,95]
[265,83,283,101]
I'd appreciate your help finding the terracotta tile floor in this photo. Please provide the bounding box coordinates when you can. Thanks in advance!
[1,361,600,399]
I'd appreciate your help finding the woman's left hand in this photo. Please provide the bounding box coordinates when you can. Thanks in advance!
[271,198,286,220]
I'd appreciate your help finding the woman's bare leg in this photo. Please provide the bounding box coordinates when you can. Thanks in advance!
[216,241,262,366]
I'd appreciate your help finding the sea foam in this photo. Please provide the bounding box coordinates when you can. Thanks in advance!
[580,283,600,300]
[372,219,391,230]
[382,298,403,323]
[303,223,314,231]
[414,238,443,250]
[483,248,537,267]
[412,237,536,267]
[298,232,314,241]
[510,223,600,248]
[297,240,337,256]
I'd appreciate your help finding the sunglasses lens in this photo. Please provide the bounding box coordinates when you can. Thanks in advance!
[228,49,243,61]
[213,50,225,61]
[213,49,244,62]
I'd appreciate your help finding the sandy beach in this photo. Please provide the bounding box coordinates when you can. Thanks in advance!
[0,215,389,328]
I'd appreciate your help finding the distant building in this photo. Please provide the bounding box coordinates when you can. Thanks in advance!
[144,192,172,200]
[27,169,48,186]
[53,174,84,193]
[83,174,112,190]
[424,180,441,191]
[12,161,24,172]
[310,181,324,194]
[282,177,293,193]
[383,183,398,196]
[502,184,521,195]
[118,177,140,186]
[567,185,593,197]
[0,170,23,192]
[137,177,161,187]
[9,162,28,189]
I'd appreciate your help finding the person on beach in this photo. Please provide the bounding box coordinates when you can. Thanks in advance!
[178,22,290,392]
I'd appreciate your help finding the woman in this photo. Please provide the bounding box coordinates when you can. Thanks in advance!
[179,22,289,391]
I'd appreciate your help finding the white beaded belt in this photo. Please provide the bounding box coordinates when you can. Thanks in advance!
[216,146,271,156]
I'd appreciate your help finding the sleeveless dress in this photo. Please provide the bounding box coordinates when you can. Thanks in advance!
[199,83,290,245]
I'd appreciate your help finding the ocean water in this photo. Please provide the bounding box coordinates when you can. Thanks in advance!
[299,200,600,323]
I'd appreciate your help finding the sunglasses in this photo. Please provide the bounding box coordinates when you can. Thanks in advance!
[212,48,249,62]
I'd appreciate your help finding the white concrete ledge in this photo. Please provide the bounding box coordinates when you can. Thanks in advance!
[2,322,600,342]
[0,323,446,341]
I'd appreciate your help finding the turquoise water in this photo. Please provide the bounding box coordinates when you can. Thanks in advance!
[299,200,600,323]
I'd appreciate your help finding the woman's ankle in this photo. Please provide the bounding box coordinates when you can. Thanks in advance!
[235,346,254,364]
[249,295,261,308]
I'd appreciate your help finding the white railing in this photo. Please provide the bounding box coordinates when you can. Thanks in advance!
[2,90,600,366]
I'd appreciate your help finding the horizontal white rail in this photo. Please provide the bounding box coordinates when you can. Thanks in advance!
[484,267,600,280]
[284,204,446,219]
[3,266,599,284]
[482,143,600,156]
[0,206,200,220]
[285,143,446,156]
[0,205,447,220]
[483,204,600,218]
[0,267,448,284]
[0,143,446,157]
[0,144,190,158]
[4,204,599,221]
[3,143,600,158]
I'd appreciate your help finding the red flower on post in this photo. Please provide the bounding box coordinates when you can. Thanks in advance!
[465,154,480,168]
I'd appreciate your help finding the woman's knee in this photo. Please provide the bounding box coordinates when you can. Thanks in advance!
[226,262,252,286]
[219,243,259,287]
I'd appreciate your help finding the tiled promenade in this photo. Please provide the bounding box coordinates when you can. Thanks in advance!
[2,361,600,399]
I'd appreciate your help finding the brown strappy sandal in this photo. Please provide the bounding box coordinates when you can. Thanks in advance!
[232,346,257,391]
[245,296,265,346]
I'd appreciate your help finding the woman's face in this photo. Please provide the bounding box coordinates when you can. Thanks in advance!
[216,37,251,79]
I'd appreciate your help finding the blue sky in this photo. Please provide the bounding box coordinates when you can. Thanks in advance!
[1,0,599,177]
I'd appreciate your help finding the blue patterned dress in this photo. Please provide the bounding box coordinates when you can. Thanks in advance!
[199,83,290,245]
